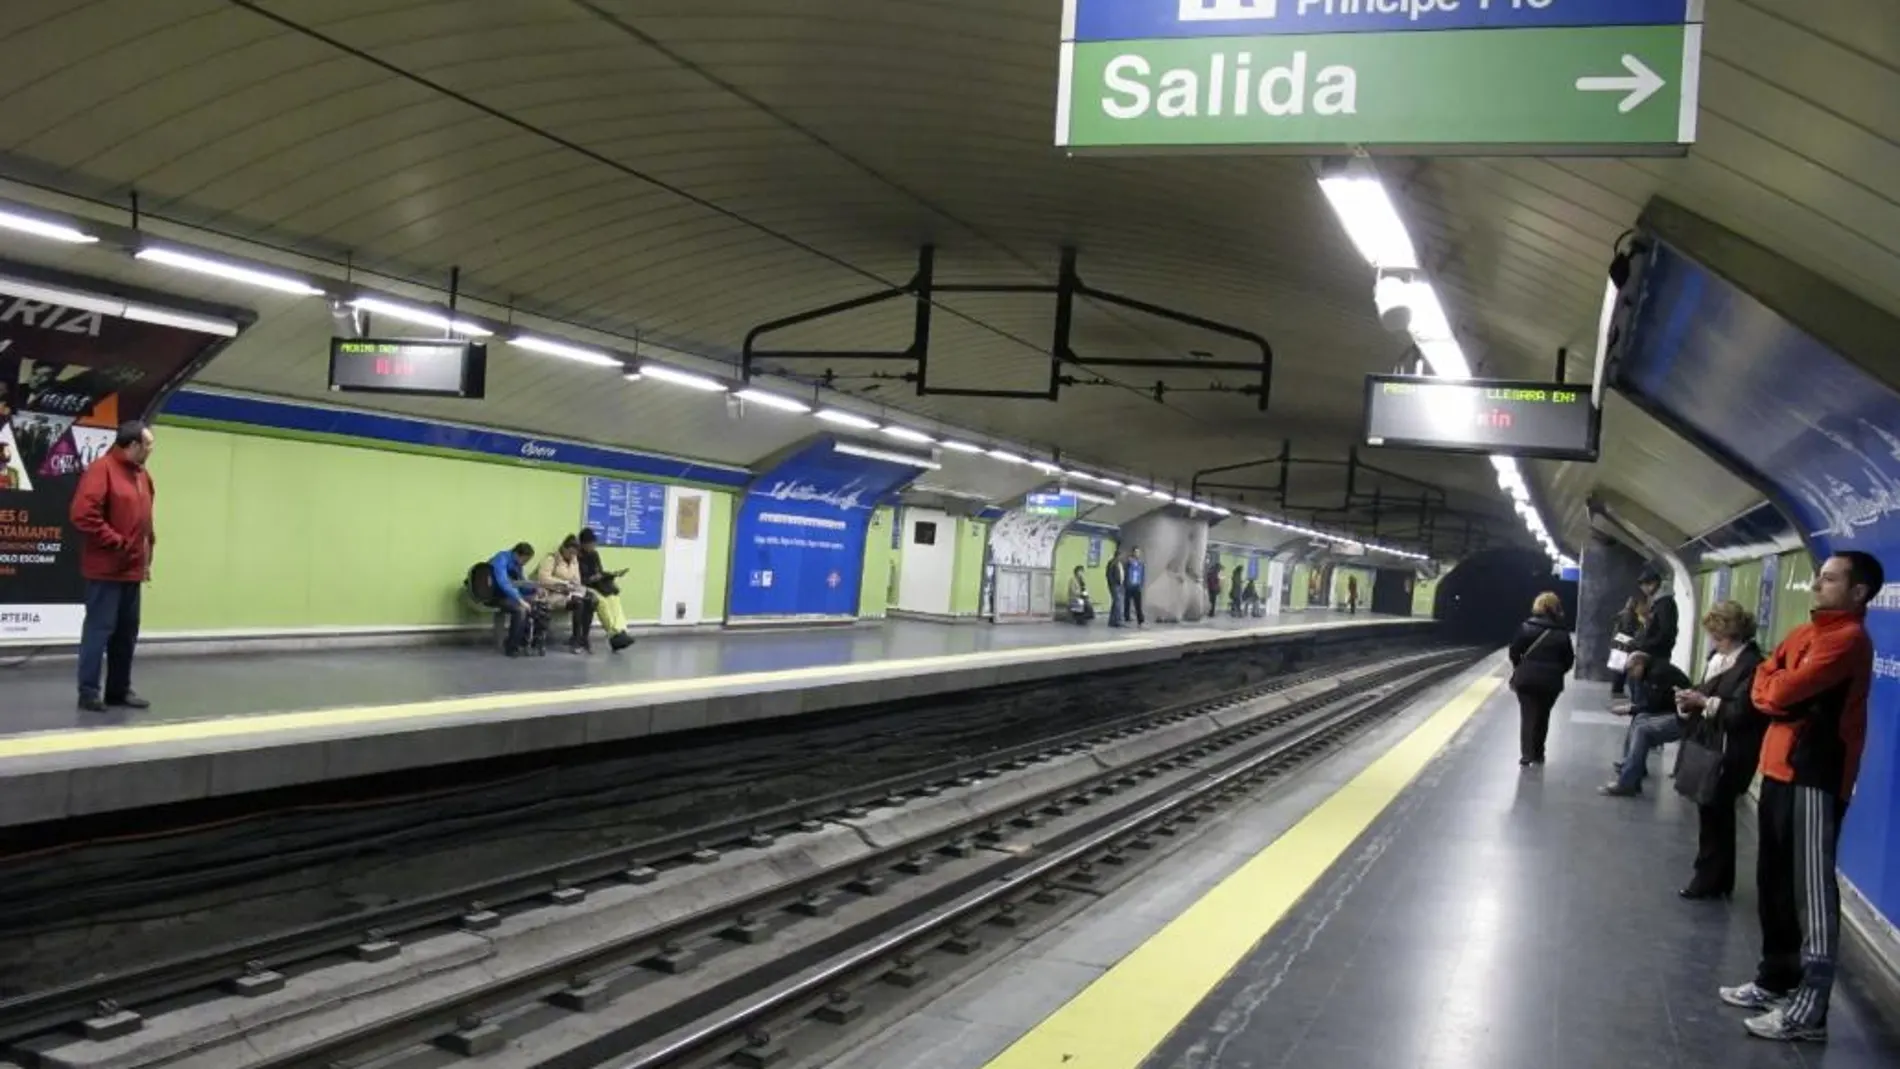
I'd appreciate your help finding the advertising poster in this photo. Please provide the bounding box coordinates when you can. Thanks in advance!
[1,291,231,642]
[728,439,928,620]
[1621,239,1900,921]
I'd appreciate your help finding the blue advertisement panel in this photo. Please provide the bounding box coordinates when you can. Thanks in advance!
[1712,565,1732,604]
[581,477,667,549]
[1088,536,1103,567]
[1620,239,1900,925]
[1759,551,1780,637]
[728,439,929,620]
[1068,0,1696,42]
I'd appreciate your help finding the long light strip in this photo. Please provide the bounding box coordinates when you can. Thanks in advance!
[641,364,728,392]
[1069,487,1118,507]
[0,274,240,335]
[940,439,984,454]
[816,408,879,430]
[1317,173,1418,270]
[833,441,940,470]
[136,246,324,296]
[882,425,936,445]
[509,334,622,368]
[987,449,1027,464]
[734,388,810,413]
[350,296,492,337]
[0,208,97,244]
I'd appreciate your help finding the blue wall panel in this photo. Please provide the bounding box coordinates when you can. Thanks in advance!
[1620,241,1900,925]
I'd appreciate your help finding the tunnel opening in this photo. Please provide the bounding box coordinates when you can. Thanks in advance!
[1434,548,1579,646]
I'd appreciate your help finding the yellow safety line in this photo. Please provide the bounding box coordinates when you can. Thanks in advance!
[0,616,1409,760]
[978,670,1503,1069]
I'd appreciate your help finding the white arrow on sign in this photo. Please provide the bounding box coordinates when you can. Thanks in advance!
[1575,55,1666,113]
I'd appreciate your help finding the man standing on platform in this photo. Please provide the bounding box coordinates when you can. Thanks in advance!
[1105,547,1127,628]
[69,421,157,713]
[1720,551,1883,1043]
[1628,567,1678,710]
[1125,546,1146,627]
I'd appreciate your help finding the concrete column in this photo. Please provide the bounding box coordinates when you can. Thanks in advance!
[1575,534,1646,683]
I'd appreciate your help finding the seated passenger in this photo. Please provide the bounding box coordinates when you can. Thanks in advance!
[1241,578,1261,615]
[1600,651,1693,795]
[486,542,542,657]
[1067,565,1095,625]
[576,528,635,652]
[536,535,598,654]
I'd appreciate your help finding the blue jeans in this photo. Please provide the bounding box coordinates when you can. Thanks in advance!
[1108,586,1125,626]
[1616,713,1685,790]
[77,579,142,702]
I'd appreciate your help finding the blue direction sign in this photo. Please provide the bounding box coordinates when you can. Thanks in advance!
[1067,0,1699,41]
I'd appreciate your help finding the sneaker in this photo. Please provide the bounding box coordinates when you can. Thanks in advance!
[1599,783,1639,796]
[1744,1006,1826,1043]
[1719,982,1788,1011]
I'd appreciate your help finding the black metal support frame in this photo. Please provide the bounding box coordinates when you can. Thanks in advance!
[741,246,1274,410]
[1190,443,1499,556]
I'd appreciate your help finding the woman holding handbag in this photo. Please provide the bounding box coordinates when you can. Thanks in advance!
[1508,592,1577,768]
[1671,601,1768,900]
[1608,595,1645,699]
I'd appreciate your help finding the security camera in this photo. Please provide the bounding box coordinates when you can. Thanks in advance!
[1378,303,1412,335]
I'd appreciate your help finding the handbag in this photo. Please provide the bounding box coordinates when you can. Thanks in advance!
[1509,629,1554,691]
[1672,719,1726,805]
[1607,648,1630,672]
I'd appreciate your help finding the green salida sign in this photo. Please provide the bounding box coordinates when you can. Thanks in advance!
[1057,24,1700,154]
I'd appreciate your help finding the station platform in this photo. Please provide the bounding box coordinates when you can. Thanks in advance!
[0,611,1425,830]
[841,659,1900,1069]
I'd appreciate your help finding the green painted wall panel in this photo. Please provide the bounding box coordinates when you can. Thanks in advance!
[1289,564,1310,610]
[950,518,988,617]
[141,425,729,632]
[1412,576,1440,618]
[859,507,897,619]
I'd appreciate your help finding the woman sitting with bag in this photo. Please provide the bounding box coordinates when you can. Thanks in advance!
[1608,595,1645,699]
[1670,600,1767,900]
[1508,592,1577,768]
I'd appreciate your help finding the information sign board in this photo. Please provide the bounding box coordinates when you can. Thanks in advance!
[581,477,668,549]
[1361,374,1599,460]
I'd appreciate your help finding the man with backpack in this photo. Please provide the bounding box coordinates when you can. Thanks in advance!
[473,542,542,656]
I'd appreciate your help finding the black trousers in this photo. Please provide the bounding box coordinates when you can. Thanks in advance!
[1126,585,1145,624]
[563,594,593,646]
[1515,688,1558,762]
[1690,796,1738,894]
[1754,778,1847,1025]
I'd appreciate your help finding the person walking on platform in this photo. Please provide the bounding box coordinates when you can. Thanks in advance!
[69,421,157,713]
[1720,551,1882,1044]
[1671,600,1767,901]
[1599,652,1693,795]
[1124,546,1146,626]
[1346,574,1360,615]
[1507,591,1575,767]
[576,528,635,652]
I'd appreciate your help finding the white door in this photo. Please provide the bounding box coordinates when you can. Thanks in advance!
[1264,562,1286,615]
[896,507,956,615]
[660,486,711,625]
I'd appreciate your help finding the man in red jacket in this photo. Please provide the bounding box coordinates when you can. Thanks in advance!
[1720,550,1883,1043]
[68,421,157,713]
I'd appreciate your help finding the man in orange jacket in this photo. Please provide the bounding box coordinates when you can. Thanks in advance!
[68,421,157,713]
[1719,550,1883,1043]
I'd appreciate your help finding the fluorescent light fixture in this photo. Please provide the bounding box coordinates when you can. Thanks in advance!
[640,364,728,392]
[1098,478,1126,489]
[349,296,492,337]
[1145,488,1173,500]
[1069,488,1117,507]
[136,246,323,296]
[882,425,936,445]
[123,302,240,337]
[1029,460,1063,474]
[0,208,97,244]
[0,274,123,316]
[734,388,810,413]
[510,334,623,368]
[816,408,879,430]
[987,449,1027,464]
[1173,496,1196,507]
[940,439,984,454]
[622,370,643,382]
[1209,506,1233,516]
[1317,173,1418,270]
[1416,338,1471,379]
[834,440,940,469]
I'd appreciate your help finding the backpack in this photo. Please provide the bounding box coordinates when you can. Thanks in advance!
[467,560,497,603]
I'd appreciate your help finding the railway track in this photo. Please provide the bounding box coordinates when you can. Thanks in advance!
[4,645,1481,1069]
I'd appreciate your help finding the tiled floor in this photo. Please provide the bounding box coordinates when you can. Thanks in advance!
[0,611,1405,734]
[1141,680,1900,1069]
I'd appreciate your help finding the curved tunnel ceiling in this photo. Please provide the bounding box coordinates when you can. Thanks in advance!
[0,0,1895,561]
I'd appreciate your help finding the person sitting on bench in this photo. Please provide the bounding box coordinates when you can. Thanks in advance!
[486,542,542,656]
[536,535,598,654]
[1067,565,1095,625]
[576,528,635,652]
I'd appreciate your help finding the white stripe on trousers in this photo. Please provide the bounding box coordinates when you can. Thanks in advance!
[1786,785,1841,1025]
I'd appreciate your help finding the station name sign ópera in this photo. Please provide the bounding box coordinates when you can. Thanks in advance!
[1056,0,1704,154]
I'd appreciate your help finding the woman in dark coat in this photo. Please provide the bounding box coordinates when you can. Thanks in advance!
[1508,592,1577,767]
[1671,600,1768,900]
[1609,594,1645,698]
